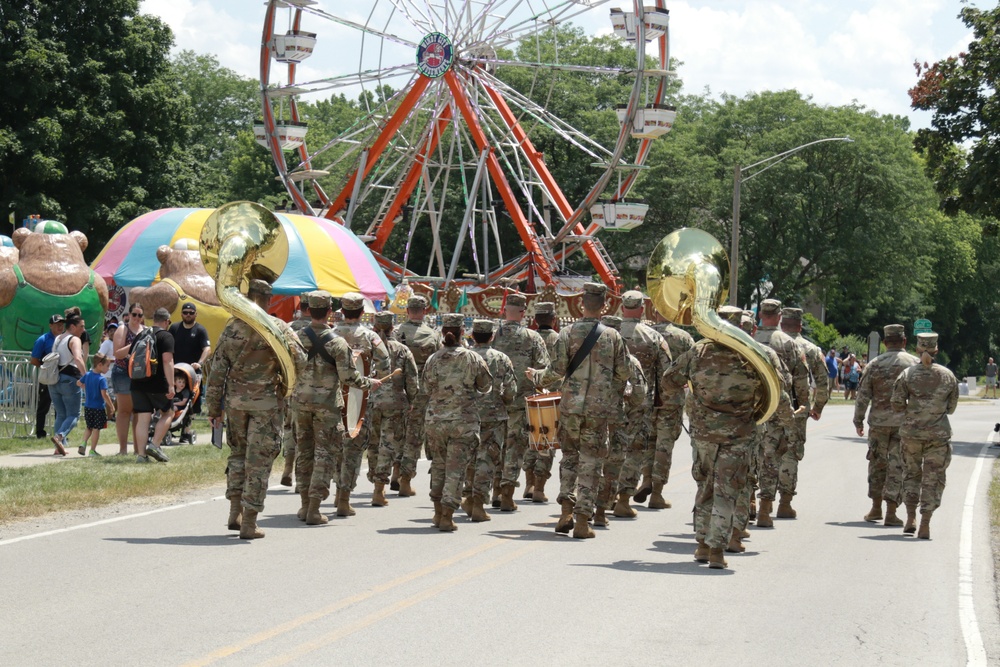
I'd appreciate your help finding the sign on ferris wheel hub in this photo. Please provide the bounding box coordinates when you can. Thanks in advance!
[416,33,454,79]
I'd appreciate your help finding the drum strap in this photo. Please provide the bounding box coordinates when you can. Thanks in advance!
[566,322,606,379]
[304,327,338,367]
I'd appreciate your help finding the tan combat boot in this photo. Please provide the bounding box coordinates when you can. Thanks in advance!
[239,509,265,539]
[594,486,610,527]
[532,475,548,503]
[470,495,491,522]
[555,500,575,534]
[593,507,608,528]
[776,492,797,519]
[398,475,416,497]
[336,488,356,517]
[694,539,710,563]
[280,454,294,487]
[756,499,774,527]
[439,506,458,532]
[741,528,751,539]
[884,501,904,527]
[864,495,883,522]
[523,470,535,500]
[460,495,473,517]
[390,463,400,491]
[749,495,757,520]
[296,490,310,522]
[612,492,637,518]
[227,495,243,530]
[633,477,653,504]
[708,547,727,569]
[917,512,932,540]
[306,497,328,525]
[372,482,388,507]
[726,527,745,553]
[432,500,443,528]
[500,484,518,512]
[903,503,917,534]
[572,514,595,539]
[649,481,670,509]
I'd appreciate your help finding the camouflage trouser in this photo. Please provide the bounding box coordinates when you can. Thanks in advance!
[522,446,555,480]
[758,422,800,500]
[733,426,764,530]
[427,419,480,510]
[294,406,344,500]
[400,393,429,478]
[598,417,629,507]
[338,424,371,493]
[616,408,650,496]
[500,408,529,487]
[650,404,685,485]
[901,437,952,514]
[556,413,610,518]
[225,406,282,513]
[866,426,903,505]
[282,403,296,458]
[369,406,408,485]
[691,436,752,549]
[466,419,506,499]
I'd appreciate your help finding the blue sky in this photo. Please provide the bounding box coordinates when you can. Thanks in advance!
[141,0,976,130]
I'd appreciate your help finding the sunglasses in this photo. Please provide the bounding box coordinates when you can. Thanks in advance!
[131,312,143,317]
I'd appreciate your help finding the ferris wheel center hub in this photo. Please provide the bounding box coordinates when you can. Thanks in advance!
[416,32,454,78]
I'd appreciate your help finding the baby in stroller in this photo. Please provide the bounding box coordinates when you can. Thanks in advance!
[150,362,201,446]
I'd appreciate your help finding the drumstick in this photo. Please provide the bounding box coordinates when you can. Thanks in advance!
[371,368,402,389]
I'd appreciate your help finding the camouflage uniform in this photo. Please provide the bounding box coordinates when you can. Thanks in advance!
[891,334,958,522]
[368,313,419,486]
[469,321,517,502]
[522,303,561,482]
[204,297,306,516]
[393,296,443,481]
[280,296,314,476]
[292,295,373,502]
[493,294,550,494]
[423,314,492,515]
[649,319,695,487]
[600,321,647,516]
[853,325,918,508]
[537,284,629,522]
[784,308,830,494]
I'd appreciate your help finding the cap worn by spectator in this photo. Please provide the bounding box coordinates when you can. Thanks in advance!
[781,307,802,321]
[442,313,464,328]
[307,290,332,309]
[534,302,555,315]
[341,292,365,310]
[472,319,495,334]
[883,324,905,338]
[105,322,118,331]
[506,293,527,308]
[621,290,645,309]
[49,314,65,324]
[916,332,939,350]
[407,295,428,309]
[374,312,395,328]
[181,303,197,314]
[600,315,622,330]
[759,299,782,315]
[583,282,607,297]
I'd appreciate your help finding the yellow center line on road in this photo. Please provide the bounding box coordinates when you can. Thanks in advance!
[255,543,539,667]
[182,540,504,667]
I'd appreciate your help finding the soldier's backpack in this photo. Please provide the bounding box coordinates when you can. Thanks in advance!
[128,327,158,380]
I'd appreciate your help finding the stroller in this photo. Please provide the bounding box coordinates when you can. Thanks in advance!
[149,362,202,446]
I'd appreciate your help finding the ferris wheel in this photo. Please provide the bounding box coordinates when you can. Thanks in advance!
[257,0,676,291]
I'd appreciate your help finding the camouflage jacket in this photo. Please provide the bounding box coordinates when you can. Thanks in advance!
[761,343,795,429]
[472,344,517,421]
[652,322,694,406]
[536,326,560,358]
[205,317,306,413]
[793,333,830,415]
[622,318,671,409]
[538,317,629,418]
[369,337,419,411]
[663,340,762,443]
[854,348,919,429]
[289,314,312,333]
[422,346,493,422]
[292,321,373,409]
[494,320,550,404]
[617,352,648,422]
[393,319,442,375]
[754,325,810,410]
[890,362,959,439]
[332,321,390,376]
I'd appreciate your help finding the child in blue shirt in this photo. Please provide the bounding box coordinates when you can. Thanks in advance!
[76,354,116,456]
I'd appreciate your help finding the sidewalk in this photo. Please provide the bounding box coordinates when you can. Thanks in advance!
[0,439,221,469]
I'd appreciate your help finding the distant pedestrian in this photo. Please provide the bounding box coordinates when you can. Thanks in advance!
[49,314,88,455]
[843,354,861,400]
[168,301,211,442]
[825,349,839,392]
[76,354,115,456]
[29,314,66,439]
[985,357,998,399]
[130,308,175,464]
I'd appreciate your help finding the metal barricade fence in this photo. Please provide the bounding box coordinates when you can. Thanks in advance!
[0,351,48,438]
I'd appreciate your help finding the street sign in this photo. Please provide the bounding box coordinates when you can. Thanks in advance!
[914,318,932,334]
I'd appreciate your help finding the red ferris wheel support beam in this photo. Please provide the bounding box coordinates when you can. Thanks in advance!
[444,70,555,285]
[325,74,432,220]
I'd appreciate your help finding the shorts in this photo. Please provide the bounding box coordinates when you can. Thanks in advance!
[844,380,858,391]
[111,367,131,396]
[987,376,997,388]
[84,407,108,430]
[131,390,172,414]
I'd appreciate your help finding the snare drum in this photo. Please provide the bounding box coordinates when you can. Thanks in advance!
[525,392,560,451]
[342,351,370,438]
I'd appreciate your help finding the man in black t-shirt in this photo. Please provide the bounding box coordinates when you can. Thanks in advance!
[132,308,176,463]
[168,302,211,439]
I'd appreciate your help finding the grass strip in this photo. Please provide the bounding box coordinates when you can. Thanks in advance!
[991,458,999,531]
[0,445,226,523]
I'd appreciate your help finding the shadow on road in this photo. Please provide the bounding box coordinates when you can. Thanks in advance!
[952,441,996,458]
[650,539,699,555]
[825,520,891,529]
[104,535,243,547]
[858,533,913,542]
[830,436,866,444]
[486,528,568,542]
[571,559,735,576]
[377,526,440,535]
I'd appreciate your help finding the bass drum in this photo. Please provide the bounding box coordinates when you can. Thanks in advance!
[342,351,370,438]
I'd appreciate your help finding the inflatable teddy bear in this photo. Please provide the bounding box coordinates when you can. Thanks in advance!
[0,225,109,351]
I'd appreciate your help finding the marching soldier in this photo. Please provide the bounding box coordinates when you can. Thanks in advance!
[522,301,560,502]
[854,324,918,525]
[890,333,958,539]
[280,291,314,487]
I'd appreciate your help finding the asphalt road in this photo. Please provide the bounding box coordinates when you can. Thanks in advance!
[2,404,998,666]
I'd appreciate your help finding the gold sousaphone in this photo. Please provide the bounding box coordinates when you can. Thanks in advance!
[646,228,780,424]
[200,201,297,396]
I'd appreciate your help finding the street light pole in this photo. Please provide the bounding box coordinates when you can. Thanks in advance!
[728,136,853,306]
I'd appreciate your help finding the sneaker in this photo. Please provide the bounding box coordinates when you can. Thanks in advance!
[178,433,193,445]
[136,455,150,463]
[146,444,170,463]
[78,445,86,456]
[89,450,102,457]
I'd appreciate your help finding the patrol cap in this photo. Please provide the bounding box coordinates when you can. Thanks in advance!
[247,279,272,296]
[181,302,197,313]
[743,310,754,320]
[717,305,743,325]
[600,315,622,330]
[340,292,364,310]
[739,315,755,334]
[621,290,645,309]
[472,319,495,334]
[781,307,802,322]
[441,313,464,328]
[583,282,607,297]
[407,295,428,309]
[506,293,527,308]
[883,324,905,338]
[49,314,65,324]
[373,312,395,328]
[916,332,939,350]
[759,299,782,315]
[307,290,332,308]
[534,301,555,315]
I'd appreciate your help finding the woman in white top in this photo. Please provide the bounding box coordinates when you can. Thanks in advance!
[49,314,87,455]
